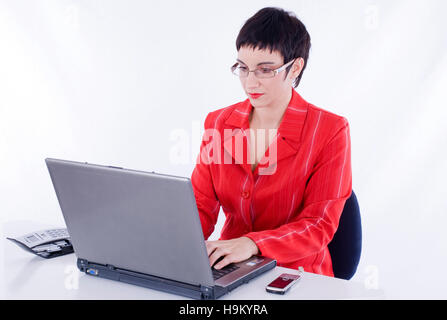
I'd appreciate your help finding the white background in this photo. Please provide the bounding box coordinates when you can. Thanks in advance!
[1,0,446,299]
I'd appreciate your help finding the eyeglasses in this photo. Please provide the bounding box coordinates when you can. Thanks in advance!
[231,59,296,79]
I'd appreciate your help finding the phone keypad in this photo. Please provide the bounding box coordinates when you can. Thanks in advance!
[47,229,69,239]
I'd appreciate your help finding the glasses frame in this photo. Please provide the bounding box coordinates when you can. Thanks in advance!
[231,58,297,79]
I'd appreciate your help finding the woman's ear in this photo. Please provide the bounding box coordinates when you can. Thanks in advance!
[292,58,304,78]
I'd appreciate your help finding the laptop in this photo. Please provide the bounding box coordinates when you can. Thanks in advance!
[45,158,276,299]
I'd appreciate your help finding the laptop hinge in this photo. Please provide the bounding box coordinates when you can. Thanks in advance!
[199,285,215,300]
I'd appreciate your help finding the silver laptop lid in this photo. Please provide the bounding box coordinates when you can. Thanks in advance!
[45,158,214,287]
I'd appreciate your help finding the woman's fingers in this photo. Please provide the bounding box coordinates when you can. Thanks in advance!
[205,240,217,257]
[205,237,259,269]
[213,255,234,270]
[208,247,228,268]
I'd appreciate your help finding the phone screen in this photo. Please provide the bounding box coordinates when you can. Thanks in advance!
[268,275,298,288]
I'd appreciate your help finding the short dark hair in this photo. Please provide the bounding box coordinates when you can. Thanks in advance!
[236,7,311,88]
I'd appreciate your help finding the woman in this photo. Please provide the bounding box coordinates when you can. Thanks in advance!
[191,7,352,277]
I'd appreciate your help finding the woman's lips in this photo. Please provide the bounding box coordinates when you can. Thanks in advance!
[248,93,264,99]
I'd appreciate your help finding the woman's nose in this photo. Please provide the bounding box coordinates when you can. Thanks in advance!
[245,71,260,88]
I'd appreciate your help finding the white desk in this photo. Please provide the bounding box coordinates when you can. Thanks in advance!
[1,221,385,300]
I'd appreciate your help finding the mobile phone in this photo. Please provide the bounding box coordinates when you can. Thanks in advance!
[265,273,301,294]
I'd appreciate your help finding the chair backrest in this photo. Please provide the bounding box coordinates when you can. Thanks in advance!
[327,190,362,280]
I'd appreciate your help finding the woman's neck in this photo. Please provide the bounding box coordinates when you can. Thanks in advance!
[249,89,292,128]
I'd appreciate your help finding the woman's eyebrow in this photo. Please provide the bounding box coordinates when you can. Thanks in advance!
[236,59,276,66]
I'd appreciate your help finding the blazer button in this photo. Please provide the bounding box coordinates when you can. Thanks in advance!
[241,191,250,199]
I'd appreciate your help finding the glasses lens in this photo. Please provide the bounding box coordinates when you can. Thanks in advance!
[231,64,238,76]
[231,65,248,77]
[255,68,275,78]
[230,64,275,78]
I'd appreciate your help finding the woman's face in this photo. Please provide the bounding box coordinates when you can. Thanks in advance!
[236,46,302,110]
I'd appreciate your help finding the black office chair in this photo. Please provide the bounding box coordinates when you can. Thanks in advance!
[327,190,362,280]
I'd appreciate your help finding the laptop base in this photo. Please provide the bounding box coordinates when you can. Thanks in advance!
[77,258,275,300]
[78,258,224,299]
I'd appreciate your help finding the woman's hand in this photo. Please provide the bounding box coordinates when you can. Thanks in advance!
[205,237,259,269]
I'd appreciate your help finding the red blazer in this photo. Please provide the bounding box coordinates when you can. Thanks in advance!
[191,88,352,277]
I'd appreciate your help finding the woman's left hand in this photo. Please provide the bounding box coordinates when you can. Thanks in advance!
[205,237,259,269]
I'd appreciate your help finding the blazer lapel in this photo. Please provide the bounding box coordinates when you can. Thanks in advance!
[223,88,309,176]
[222,99,251,173]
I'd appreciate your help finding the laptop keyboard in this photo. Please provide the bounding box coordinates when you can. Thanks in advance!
[211,264,240,280]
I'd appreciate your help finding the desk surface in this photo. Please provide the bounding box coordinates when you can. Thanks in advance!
[1,221,384,300]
